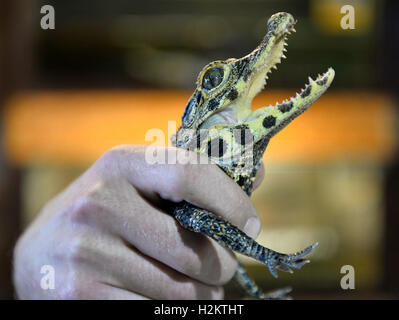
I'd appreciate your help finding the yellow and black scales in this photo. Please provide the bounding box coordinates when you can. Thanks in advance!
[172,12,335,299]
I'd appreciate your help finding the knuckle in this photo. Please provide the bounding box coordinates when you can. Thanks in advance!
[65,233,91,265]
[96,146,121,171]
[59,182,111,225]
[65,195,103,225]
[100,145,127,163]
[101,144,142,163]
[97,144,138,175]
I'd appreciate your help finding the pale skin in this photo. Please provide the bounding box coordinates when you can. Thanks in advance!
[13,145,264,299]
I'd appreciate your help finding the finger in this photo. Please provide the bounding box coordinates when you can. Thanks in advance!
[76,232,224,300]
[101,145,261,238]
[91,282,149,300]
[114,239,225,300]
[67,180,238,286]
[252,162,265,190]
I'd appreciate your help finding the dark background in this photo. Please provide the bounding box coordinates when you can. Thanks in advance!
[1,0,398,299]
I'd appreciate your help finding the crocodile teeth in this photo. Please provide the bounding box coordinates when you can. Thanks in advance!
[272,69,332,106]
[248,27,294,93]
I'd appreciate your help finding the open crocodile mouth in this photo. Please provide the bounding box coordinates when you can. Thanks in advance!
[199,19,335,138]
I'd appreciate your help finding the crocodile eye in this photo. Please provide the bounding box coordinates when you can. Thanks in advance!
[202,68,224,90]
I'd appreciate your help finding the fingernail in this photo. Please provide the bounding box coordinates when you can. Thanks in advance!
[244,217,261,238]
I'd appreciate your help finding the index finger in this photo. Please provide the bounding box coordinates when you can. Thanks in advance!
[101,145,261,238]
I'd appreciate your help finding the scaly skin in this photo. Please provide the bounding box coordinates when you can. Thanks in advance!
[172,12,334,299]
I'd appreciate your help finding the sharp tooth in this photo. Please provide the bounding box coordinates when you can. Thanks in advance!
[308,76,313,83]
[282,54,287,59]
[292,28,296,33]
[273,65,278,70]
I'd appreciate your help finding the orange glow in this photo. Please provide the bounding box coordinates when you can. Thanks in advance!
[2,90,397,166]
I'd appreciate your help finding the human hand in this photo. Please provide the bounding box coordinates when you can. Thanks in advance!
[13,145,263,299]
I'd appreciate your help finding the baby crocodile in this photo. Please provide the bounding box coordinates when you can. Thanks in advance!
[172,12,334,299]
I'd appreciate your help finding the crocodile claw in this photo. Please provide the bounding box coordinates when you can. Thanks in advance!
[266,242,318,278]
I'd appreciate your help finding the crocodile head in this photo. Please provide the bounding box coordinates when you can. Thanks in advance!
[174,12,334,153]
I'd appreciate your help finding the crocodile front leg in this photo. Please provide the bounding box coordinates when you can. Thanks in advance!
[174,201,317,281]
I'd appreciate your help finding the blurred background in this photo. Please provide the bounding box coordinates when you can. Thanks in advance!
[0,0,398,299]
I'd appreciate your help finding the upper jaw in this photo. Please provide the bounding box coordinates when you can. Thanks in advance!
[214,21,296,124]
[198,21,297,131]
[240,18,297,99]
